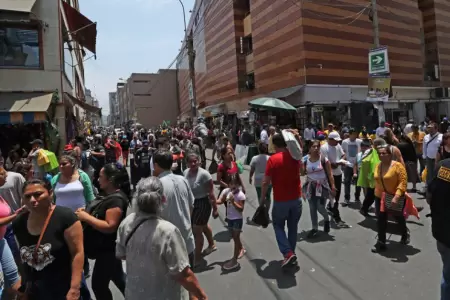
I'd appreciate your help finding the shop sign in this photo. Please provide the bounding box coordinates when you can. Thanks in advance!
[369,47,390,75]
[366,76,391,102]
[312,106,323,113]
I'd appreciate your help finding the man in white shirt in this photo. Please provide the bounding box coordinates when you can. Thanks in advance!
[375,121,387,138]
[423,122,443,185]
[320,131,347,226]
[260,124,269,145]
[341,128,362,205]
[303,123,315,154]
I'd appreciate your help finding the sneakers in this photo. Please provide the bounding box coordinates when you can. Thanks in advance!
[371,241,387,253]
[281,252,297,268]
[223,259,239,271]
[324,221,331,233]
[400,229,411,245]
[307,229,319,239]
[342,199,350,207]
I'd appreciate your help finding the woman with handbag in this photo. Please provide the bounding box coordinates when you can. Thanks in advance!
[12,179,84,299]
[372,144,409,253]
[75,163,129,300]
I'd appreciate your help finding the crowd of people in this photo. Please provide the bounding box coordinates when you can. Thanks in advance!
[0,115,448,299]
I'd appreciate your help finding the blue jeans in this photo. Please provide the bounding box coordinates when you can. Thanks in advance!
[438,241,450,300]
[4,225,19,260]
[0,238,19,298]
[272,199,302,256]
[308,193,329,230]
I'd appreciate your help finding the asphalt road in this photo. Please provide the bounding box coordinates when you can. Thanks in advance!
[86,151,441,300]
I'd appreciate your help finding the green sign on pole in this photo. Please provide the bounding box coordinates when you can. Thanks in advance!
[368,47,389,75]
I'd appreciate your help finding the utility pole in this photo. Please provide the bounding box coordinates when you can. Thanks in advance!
[187,33,198,122]
[370,0,385,124]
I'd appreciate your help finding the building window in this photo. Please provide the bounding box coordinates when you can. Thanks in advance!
[134,93,151,96]
[0,25,41,68]
[240,35,253,55]
[133,80,150,83]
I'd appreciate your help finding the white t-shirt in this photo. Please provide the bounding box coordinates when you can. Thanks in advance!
[403,123,413,135]
[304,156,328,181]
[260,130,269,145]
[220,188,245,220]
[320,143,344,176]
[303,128,315,141]
[341,138,362,166]
[250,154,270,187]
[376,126,386,137]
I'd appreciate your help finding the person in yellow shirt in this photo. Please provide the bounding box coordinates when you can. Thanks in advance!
[407,124,426,173]
[372,144,408,253]
[323,123,335,137]
[369,130,377,141]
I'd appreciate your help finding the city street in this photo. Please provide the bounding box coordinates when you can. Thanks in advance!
[87,151,441,300]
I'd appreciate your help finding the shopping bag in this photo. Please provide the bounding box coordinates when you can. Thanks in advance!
[236,161,244,174]
[252,205,269,228]
[208,160,218,174]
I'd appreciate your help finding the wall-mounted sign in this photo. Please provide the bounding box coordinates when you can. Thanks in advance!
[369,47,390,75]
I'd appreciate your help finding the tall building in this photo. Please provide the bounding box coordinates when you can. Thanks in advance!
[177,0,450,127]
[117,71,178,128]
[0,0,99,152]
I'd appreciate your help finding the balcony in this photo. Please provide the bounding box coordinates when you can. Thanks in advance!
[244,14,252,36]
[245,53,254,73]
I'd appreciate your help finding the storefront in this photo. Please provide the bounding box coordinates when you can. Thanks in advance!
[0,92,59,156]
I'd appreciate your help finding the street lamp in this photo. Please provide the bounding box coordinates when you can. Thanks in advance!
[178,0,187,33]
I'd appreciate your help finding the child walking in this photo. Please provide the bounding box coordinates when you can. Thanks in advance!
[217,175,246,270]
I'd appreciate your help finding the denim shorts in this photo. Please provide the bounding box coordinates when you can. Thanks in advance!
[227,218,243,232]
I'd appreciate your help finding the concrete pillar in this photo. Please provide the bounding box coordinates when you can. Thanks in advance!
[413,101,426,123]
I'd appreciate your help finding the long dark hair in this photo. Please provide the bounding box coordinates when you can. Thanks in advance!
[102,163,131,202]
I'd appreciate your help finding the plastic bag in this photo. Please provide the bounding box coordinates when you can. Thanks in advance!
[252,205,269,228]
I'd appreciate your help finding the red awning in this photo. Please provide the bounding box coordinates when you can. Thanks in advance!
[62,1,97,54]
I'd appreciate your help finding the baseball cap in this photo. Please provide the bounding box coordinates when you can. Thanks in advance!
[30,139,43,145]
[328,131,341,141]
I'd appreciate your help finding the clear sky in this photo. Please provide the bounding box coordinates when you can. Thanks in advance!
[80,0,195,115]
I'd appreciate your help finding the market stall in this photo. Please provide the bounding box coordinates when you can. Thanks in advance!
[238,97,297,164]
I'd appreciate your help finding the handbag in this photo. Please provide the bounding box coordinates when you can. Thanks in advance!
[21,207,56,297]
[208,160,218,174]
[379,164,405,213]
[236,161,244,174]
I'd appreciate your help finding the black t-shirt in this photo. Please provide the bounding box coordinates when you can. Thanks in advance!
[120,140,130,151]
[84,191,128,258]
[135,148,151,168]
[12,206,78,287]
[104,143,116,163]
[429,159,450,248]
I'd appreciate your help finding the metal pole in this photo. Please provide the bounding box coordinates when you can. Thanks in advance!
[371,0,385,123]
[178,0,187,33]
[187,33,198,121]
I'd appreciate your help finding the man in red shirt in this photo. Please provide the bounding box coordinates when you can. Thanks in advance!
[260,131,303,269]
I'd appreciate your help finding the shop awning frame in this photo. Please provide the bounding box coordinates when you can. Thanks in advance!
[0,0,37,13]
[268,85,304,99]
[64,92,101,115]
[0,92,54,124]
[61,1,97,54]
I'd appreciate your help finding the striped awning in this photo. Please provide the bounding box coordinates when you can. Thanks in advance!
[0,92,53,124]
